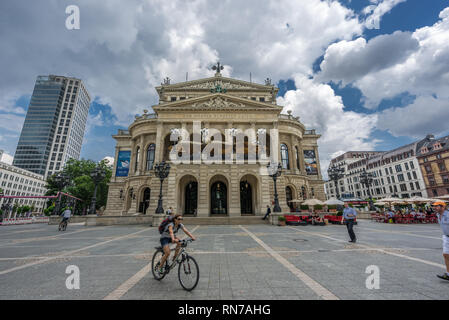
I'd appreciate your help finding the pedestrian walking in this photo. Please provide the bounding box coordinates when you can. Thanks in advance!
[343,203,357,243]
[432,201,449,281]
[262,205,271,220]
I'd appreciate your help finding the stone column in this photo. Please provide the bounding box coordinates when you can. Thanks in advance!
[154,123,163,163]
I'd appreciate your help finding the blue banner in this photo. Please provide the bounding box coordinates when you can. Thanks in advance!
[116,151,131,177]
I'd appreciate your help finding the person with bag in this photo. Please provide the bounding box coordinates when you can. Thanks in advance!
[433,201,449,281]
[157,214,196,274]
[343,203,357,243]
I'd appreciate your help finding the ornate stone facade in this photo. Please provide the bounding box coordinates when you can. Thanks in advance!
[105,71,325,217]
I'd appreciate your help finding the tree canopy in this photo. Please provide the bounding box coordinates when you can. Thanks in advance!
[45,158,112,215]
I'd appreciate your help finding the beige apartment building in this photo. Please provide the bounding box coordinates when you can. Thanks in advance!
[105,68,325,217]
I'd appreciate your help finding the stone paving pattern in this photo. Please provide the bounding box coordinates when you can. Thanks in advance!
[0,220,448,300]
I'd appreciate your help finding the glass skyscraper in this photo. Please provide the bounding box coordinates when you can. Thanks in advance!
[13,75,91,177]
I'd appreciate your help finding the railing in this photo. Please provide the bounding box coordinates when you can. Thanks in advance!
[135,113,158,121]
[304,129,316,135]
[117,129,130,135]
[279,114,300,122]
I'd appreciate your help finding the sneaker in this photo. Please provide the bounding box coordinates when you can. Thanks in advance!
[437,274,449,281]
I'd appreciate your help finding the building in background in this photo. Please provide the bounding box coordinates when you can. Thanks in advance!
[324,151,383,199]
[326,138,430,200]
[106,68,325,217]
[417,134,449,197]
[13,75,91,178]
[0,155,47,213]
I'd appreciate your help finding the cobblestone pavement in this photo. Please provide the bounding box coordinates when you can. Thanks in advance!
[0,220,448,300]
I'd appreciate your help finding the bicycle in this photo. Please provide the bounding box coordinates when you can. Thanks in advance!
[58,219,68,231]
[151,238,199,291]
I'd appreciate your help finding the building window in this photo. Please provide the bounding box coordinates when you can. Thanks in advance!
[295,146,300,170]
[428,176,436,186]
[395,164,402,172]
[415,181,420,190]
[433,189,438,197]
[412,171,417,179]
[280,144,289,170]
[134,147,140,173]
[146,144,155,170]
[438,162,446,172]
[398,174,404,182]
[400,184,407,192]
[425,165,432,174]
[442,175,449,184]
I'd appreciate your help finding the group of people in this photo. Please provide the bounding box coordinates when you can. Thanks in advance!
[382,206,435,223]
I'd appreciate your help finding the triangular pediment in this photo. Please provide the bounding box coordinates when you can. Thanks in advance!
[156,75,276,92]
[152,93,282,112]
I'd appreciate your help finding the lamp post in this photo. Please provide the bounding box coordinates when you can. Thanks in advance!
[359,169,374,211]
[328,164,344,200]
[154,161,171,214]
[267,162,282,212]
[53,172,69,216]
[89,166,106,215]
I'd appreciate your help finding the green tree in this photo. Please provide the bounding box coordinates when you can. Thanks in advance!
[45,158,112,215]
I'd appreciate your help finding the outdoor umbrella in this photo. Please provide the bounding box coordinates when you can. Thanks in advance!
[404,196,434,204]
[374,201,386,206]
[302,198,325,213]
[436,195,449,200]
[288,199,303,203]
[302,199,325,206]
[324,198,344,205]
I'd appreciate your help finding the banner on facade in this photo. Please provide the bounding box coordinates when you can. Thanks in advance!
[116,151,131,177]
[304,150,318,175]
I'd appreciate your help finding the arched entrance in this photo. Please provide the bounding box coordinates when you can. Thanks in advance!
[140,188,151,214]
[184,181,198,215]
[239,174,259,215]
[209,175,228,215]
[177,175,198,216]
[240,180,253,214]
[286,186,293,211]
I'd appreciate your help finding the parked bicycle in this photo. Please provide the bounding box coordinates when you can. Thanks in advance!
[151,238,199,291]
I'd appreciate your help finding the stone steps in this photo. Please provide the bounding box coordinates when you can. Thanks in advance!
[181,216,270,225]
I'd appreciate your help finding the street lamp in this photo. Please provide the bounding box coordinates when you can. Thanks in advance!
[267,162,282,212]
[328,164,344,200]
[89,166,106,215]
[154,161,171,214]
[53,172,70,216]
[359,169,374,211]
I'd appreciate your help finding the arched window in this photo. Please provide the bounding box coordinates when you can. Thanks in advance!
[281,144,289,170]
[295,146,300,170]
[134,147,140,173]
[146,144,155,170]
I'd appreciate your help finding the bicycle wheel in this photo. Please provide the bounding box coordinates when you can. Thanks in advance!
[178,254,199,291]
[63,222,67,231]
[151,250,167,281]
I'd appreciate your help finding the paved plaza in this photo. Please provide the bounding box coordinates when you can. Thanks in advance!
[0,220,448,300]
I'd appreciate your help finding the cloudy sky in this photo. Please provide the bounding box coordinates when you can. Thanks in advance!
[1,0,448,176]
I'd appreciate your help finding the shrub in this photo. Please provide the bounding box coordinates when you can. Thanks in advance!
[315,204,323,210]
[336,211,343,216]
[328,205,337,210]
[300,205,309,210]
[278,216,286,222]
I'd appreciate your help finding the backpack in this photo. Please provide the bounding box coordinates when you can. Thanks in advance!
[158,216,174,234]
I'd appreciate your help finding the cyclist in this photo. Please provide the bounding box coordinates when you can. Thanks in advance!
[158,214,196,274]
[60,206,71,228]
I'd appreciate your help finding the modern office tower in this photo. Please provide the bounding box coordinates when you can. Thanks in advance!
[13,75,91,177]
